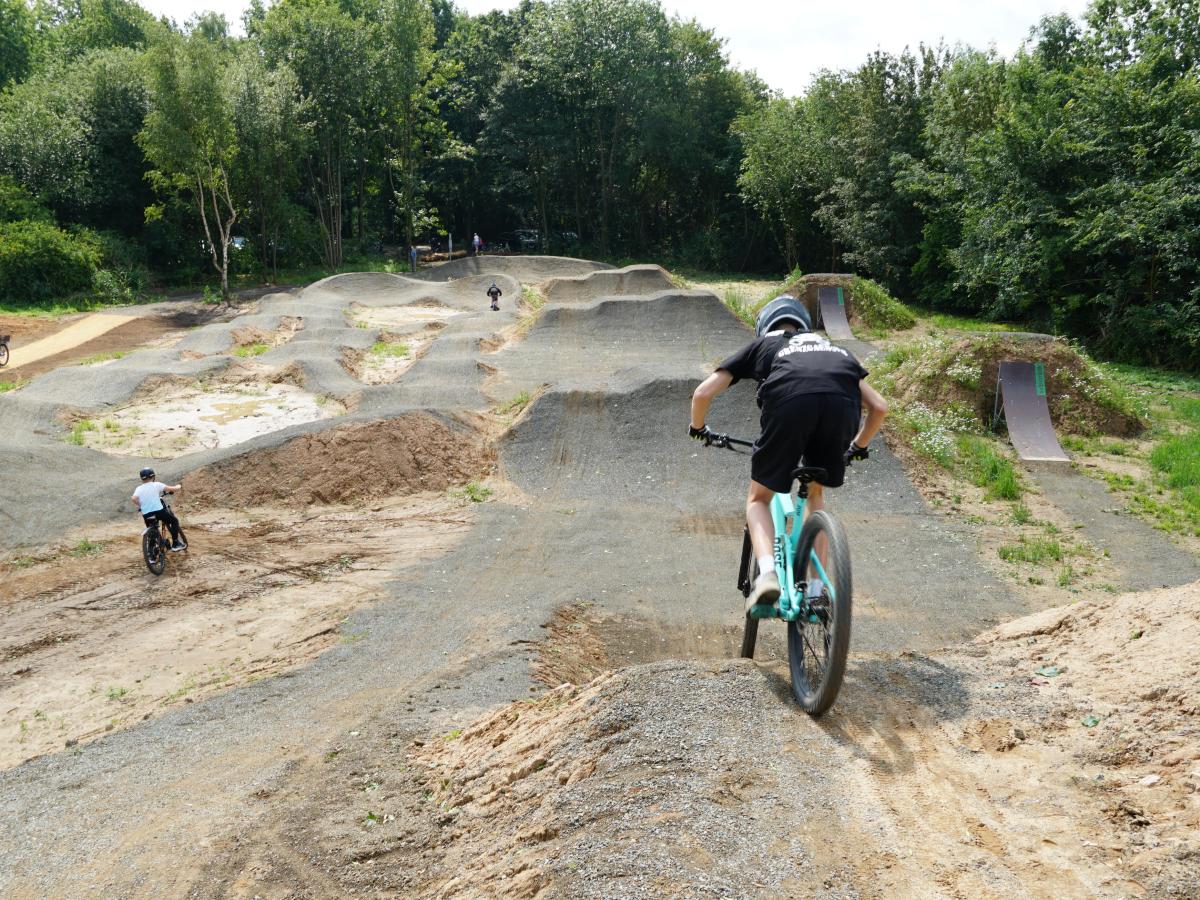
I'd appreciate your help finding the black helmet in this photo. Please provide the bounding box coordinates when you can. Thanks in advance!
[755,295,811,337]
[139,467,155,480]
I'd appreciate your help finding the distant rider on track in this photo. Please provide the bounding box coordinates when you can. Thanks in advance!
[131,468,187,552]
[688,295,887,607]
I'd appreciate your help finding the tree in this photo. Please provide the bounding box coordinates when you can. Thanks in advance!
[228,47,306,280]
[0,0,35,88]
[380,0,440,254]
[139,31,240,297]
[259,0,375,269]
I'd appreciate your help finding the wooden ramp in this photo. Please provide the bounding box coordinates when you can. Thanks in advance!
[818,286,854,340]
[996,361,1070,462]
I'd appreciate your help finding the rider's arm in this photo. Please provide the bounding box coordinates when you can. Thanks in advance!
[852,380,888,448]
[164,483,182,493]
[690,369,734,429]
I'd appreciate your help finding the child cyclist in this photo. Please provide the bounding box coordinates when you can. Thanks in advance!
[131,467,187,551]
[689,295,887,607]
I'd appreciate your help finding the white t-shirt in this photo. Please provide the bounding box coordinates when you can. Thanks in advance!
[133,481,167,515]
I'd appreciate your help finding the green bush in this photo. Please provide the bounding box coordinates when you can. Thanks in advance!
[0,219,101,302]
[0,176,51,224]
[851,277,916,331]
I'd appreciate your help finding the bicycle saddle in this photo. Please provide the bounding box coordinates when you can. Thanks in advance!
[791,466,827,484]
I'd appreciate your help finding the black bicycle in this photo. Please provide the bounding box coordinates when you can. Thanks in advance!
[702,431,853,716]
[0,334,9,368]
[142,497,187,576]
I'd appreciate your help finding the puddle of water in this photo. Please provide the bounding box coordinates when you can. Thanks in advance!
[82,383,342,458]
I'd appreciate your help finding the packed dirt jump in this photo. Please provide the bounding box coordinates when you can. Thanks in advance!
[1,256,1197,898]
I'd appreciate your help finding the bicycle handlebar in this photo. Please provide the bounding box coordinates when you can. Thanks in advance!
[704,432,753,451]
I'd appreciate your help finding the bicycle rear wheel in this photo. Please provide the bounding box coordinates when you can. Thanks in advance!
[738,528,758,659]
[0,342,8,367]
[787,510,852,716]
[143,529,166,576]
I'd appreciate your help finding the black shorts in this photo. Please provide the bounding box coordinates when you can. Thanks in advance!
[751,393,861,493]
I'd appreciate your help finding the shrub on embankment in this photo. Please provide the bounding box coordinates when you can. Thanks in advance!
[877,334,1147,439]
[874,334,1148,493]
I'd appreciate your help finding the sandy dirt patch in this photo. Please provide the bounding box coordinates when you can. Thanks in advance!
[349,303,461,334]
[341,326,442,385]
[226,315,304,356]
[76,367,345,458]
[0,493,478,771]
[4,312,139,370]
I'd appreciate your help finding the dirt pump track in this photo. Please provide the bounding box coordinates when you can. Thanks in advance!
[0,256,1196,897]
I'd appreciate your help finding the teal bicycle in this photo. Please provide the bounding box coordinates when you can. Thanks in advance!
[707,432,853,716]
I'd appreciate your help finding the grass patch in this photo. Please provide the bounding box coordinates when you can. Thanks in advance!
[105,685,129,701]
[369,341,410,358]
[233,342,269,358]
[497,390,532,416]
[920,310,1019,332]
[850,277,916,332]
[1011,504,1033,525]
[453,481,492,503]
[70,538,102,557]
[0,378,27,393]
[79,351,126,366]
[958,434,1022,500]
[67,418,97,445]
[998,535,1064,565]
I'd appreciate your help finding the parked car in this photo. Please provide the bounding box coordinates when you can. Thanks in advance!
[511,228,539,252]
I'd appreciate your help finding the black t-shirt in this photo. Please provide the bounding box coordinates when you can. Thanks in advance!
[487,286,501,299]
[718,331,868,407]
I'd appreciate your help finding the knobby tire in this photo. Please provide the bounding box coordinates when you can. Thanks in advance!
[787,509,852,716]
[143,528,166,576]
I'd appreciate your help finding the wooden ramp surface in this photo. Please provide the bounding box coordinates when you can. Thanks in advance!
[998,360,1070,462]
[818,286,854,341]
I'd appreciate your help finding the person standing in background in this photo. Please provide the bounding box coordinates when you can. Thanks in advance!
[472,233,482,256]
[409,244,418,272]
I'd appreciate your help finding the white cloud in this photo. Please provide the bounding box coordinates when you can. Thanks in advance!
[141,0,1092,95]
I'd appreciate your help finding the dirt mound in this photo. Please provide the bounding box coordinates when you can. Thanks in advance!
[229,315,303,353]
[972,579,1200,894]
[183,414,494,507]
[881,333,1146,436]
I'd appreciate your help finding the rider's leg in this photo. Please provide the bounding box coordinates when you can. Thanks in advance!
[746,479,781,605]
[161,507,183,547]
[806,482,830,578]
[746,479,775,570]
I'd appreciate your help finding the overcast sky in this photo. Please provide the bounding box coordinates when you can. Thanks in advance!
[140,0,1092,97]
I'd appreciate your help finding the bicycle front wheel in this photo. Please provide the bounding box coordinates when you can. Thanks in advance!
[787,510,852,716]
[143,529,166,576]
[0,343,8,367]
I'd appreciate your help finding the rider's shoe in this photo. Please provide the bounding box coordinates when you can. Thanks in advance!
[746,570,781,612]
[171,542,187,552]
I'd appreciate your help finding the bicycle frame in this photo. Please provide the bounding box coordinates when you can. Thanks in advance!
[754,489,836,623]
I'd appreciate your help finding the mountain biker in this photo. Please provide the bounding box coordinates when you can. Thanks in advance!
[487,281,502,311]
[689,295,887,608]
[131,468,187,552]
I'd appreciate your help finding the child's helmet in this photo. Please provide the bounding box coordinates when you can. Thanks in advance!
[755,295,811,337]
[139,467,155,480]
